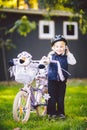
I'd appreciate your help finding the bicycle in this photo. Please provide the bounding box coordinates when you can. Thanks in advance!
[9,51,50,123]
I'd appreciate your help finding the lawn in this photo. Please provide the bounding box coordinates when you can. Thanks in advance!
[0,79,87,130]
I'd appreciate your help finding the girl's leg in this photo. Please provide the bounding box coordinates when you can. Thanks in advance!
[47,80,57,116]
[56,81,66,115]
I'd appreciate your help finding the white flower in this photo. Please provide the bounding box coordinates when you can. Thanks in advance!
[43,93,51,100]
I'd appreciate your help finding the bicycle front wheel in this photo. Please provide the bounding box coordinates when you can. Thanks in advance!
[13,91,31,123]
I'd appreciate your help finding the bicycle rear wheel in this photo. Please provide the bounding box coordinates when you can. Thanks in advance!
[36,97,47,116]
[13,91,31,123]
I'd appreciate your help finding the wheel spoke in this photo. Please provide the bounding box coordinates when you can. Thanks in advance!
[13,91,31,122]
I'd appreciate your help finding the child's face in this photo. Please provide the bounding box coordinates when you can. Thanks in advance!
[52,41,66,55]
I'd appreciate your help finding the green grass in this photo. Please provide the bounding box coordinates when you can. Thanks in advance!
[0,79,87,130]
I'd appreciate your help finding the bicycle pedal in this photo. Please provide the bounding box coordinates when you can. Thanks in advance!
[32,104,39,109]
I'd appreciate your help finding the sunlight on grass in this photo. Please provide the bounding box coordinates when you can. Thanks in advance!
[0,95,15,99]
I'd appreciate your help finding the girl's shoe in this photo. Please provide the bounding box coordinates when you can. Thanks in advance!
[59,114,65,119]
[48,114,57,120]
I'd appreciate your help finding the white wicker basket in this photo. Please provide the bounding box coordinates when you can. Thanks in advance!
[14,65,37,84]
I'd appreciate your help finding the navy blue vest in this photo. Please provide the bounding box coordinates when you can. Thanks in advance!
[48,53,68,81]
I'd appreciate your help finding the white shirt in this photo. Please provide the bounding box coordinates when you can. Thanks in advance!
[67,52,76,65]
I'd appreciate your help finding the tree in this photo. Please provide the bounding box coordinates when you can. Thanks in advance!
[40,0,87,34]
[63,0,87,34]
[0,14,16,81]
[8,15,36,36]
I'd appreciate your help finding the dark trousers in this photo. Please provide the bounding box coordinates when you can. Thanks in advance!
[47,80,66,115]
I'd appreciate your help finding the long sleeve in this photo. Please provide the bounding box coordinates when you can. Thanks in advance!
[67,52,76,65]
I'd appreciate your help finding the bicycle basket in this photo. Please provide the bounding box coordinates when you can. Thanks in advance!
[15,65,37,84]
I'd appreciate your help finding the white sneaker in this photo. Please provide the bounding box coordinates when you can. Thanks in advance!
[59,114,65,119]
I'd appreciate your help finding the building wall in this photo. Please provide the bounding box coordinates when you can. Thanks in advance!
[0,11,87,81]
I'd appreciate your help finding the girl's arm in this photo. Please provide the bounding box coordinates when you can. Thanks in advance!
[66,46,76,65]
[67,52,76,65]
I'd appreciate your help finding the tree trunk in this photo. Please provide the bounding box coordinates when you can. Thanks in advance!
[2,44,9,82]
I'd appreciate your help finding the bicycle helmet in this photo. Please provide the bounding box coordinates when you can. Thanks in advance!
[51,35,67,46]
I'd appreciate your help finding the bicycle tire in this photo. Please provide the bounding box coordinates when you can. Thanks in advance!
[13,91,31,123]
[36,97,47,116]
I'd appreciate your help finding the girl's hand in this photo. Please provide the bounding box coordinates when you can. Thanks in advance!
[65,46,70,54]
